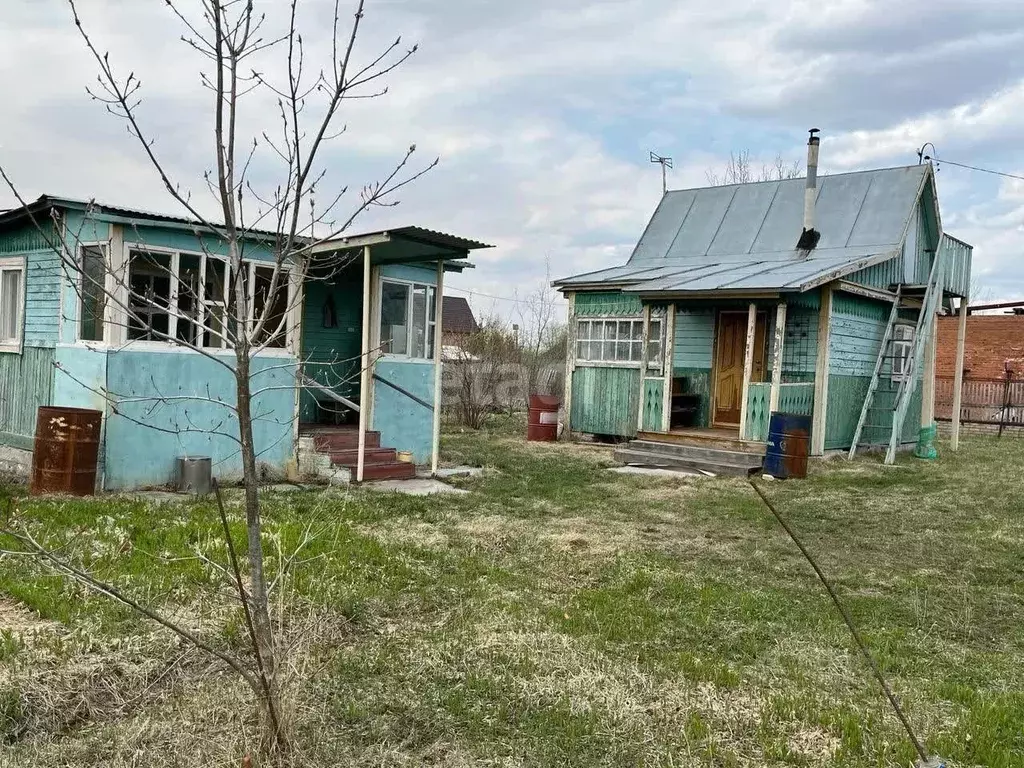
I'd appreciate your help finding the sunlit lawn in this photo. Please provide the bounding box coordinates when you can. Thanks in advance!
[1,419,1022,766]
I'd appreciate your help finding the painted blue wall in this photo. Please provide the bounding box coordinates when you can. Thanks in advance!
[372,359,435,465]
[371,263,439,463]
[380,263,438,285]
[123,225,277,262]
[102,349,296,489]
[52,346,109,412]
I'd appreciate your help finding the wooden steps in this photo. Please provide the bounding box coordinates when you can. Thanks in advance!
[299,426,415,481]
[636,430,766,456]
[615,438,764,477]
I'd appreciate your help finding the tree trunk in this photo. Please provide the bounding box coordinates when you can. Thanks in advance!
[234,353,282,744]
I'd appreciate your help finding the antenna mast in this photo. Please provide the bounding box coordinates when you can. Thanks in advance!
[649,151,673,194]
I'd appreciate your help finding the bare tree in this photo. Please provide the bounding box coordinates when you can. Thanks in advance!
[0,0,435,754]
[515,272,565,398]
[445,316,520,429]
[706,149,801,186]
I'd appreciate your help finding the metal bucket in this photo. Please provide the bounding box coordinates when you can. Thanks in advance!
[763,412,811,479]
[177,456,212,495]
[30,406,103,496]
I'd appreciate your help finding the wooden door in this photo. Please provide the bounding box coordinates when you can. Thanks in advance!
[713,311,767,427]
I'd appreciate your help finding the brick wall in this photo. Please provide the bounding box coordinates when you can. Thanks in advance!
[937,420,1024,438]
[936,316,1024,379]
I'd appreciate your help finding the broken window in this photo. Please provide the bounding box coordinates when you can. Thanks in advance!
[127,251,172,341]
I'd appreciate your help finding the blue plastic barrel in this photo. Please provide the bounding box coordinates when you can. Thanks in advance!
[763,412,812,479]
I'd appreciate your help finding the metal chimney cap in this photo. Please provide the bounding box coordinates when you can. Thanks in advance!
[808,128,821,143]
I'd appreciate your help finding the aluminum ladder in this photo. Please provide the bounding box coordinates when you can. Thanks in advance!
[848,248,947,464]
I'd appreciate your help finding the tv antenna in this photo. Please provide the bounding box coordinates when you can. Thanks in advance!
[650,151,673,193]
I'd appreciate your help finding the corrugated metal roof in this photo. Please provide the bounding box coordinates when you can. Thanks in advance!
[0,196,492,263]
[554,164,933,294]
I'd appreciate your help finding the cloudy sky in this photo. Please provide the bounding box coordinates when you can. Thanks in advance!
[2,0,1023,321]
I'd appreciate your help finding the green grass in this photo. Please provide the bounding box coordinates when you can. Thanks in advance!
[1,424,1023,766]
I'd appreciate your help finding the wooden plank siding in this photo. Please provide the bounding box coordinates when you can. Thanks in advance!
[574,291,643,317]
[825,290,923,450]
[0,347,55,447]
[641,378,664,432]
[744,382,814,442]
[570,365,642,437]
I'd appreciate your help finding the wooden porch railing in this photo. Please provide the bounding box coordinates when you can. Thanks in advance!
[743,382,815,442]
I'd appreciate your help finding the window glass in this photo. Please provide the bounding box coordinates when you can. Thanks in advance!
[575,317,654,364]
[203,258,228,348]
[254,266,288,348]
[0,268,22,342]
[128,251,171,341]
[427,286,437,359]
[411,284,428,358]
[647,319,663,370]
[80,246,106,342]
[176,254,202,345]
[891,324,915,379]
[380,282,409,355]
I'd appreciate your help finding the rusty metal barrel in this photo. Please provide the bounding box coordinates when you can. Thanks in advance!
[31,407,103,496]
[527,394,560,442]
[763,412,811,479]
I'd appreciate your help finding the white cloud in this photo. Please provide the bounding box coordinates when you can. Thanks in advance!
[1,0,1023,322]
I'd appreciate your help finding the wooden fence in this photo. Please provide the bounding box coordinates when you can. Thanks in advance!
[935,374,1024,430]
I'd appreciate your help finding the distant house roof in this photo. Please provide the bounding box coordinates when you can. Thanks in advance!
[554,164,942,296]
[442,296,479,335]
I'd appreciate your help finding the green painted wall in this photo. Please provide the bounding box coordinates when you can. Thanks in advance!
[745,382,814,442]
[574,291,642,317]
[673,308,714,368]
[847,256,901,290]
[570,366,641,437]
[825,290,925,450]
[641,378,663,431]
[672,367,711,428]
[0,347,55,448]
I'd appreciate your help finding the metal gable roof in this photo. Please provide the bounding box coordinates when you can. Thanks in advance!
[554,164,932,294]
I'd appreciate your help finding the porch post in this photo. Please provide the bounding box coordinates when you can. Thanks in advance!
[661,304,676,432]
[563,293,576,436]
[431,260,445,474]
[769,302,787,414]
[356,245,372,483]
[637,305,652,432]
[951,295,969,450]
[738,303,757,440]
[811,286,833,456]
[921,310,938,428]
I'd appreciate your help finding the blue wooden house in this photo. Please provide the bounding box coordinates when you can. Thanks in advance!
[554,136,973,473]
[0,196,489,489]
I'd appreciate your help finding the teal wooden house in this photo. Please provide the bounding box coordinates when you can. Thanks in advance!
[0,196,489,489]
[554,135,973,472]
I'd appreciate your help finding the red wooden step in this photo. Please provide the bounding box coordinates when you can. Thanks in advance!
[359,461,417,481]
[330,448,397,466]
[310,430,381,451]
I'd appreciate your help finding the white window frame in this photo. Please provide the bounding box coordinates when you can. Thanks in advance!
[77,242,109,344]
[377,276,437,362]
[116,243,293,355]
[0,256,25,354]
[575,317,650,367]
[891,322,915,382]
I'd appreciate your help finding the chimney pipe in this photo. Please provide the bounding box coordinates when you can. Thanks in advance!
[798,128,821,250]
